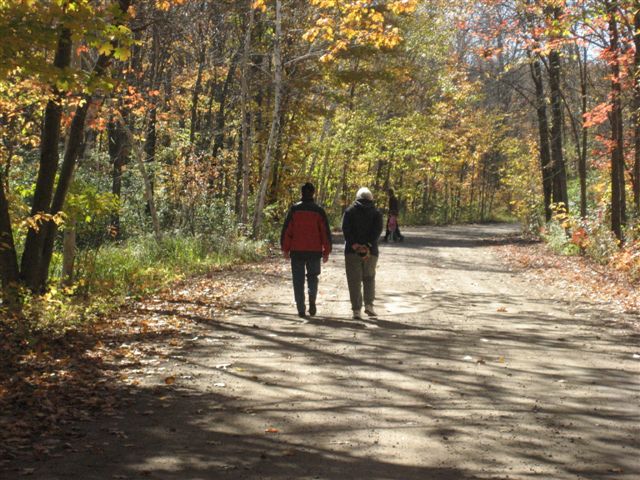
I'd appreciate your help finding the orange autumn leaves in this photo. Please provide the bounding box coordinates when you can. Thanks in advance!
[253,0,417,62]
[154,0,187,11]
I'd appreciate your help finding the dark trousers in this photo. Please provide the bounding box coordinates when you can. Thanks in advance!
[291,256,321,314]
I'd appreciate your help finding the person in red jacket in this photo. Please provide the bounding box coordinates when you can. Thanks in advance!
[281,182,332,318]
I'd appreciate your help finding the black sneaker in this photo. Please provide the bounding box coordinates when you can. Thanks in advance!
[298,311,307,318]
[309,304,316,316]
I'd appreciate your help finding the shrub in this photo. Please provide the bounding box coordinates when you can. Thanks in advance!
[582,213,619,265]
[6,233,267,338]
[542,220,577,255]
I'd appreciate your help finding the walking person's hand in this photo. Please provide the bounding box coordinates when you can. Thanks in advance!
[323,254,329,264]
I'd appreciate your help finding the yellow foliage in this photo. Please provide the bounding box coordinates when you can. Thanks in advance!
[252,0,268,12]
[306,0,417,62]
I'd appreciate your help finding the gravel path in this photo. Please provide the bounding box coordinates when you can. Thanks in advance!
[20,224,640,479]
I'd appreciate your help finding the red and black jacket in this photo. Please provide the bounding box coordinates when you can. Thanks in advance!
[281,200,332,258]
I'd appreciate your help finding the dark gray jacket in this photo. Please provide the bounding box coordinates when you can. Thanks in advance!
[342,199,384,256]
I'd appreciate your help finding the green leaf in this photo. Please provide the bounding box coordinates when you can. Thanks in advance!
[98,42,113,56]
[113,46,130,61]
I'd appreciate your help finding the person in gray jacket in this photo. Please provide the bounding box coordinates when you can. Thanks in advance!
[341,187,384,319]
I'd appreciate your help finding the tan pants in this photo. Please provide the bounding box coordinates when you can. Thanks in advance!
[345,253,378,311]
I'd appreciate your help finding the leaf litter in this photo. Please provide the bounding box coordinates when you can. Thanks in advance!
[0,259,286,469]
[499,242,640,328]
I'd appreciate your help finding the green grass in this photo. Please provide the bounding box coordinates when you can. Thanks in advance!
[12,234,268,337]
[85,234,267,298]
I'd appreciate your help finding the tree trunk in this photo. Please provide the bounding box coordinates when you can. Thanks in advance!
[269,102,290,204]
[253,0,283,235]
[61,216,77,286]
[0,173,20,307]
[374,159,385,193]
[530,56,553,221]
[633,7,640,213]
[135,139,162,242]
[20,28,72,290]
[240,1,255,224]
[34,0,133,291]
[189,44,207,144]
[309,107,334,181]
[143,23,160,215]
[578,44,589,218]
[318,140,332,205]
[212,51,240,159]
[108,115,129,238]
[334,153,350,214]
[235,131,244,216]
[548,46,569,210]
[36,98,92,289]
[422,178,429,217]
[144,100,157,215]
[608,1,626,242]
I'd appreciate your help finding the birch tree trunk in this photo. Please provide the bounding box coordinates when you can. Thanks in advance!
[253,0,283,235]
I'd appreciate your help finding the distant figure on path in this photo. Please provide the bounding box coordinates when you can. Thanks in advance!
[281,182,332,318]
[342,187,383,319]
[383,188,404,242]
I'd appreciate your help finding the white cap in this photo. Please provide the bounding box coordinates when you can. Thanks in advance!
[356,187,373,201]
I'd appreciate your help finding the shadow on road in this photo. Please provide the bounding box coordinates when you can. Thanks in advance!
[7,224,639,480]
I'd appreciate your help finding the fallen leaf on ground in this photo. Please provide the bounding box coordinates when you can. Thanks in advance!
[265,428,279,433]
[164,376,176,385]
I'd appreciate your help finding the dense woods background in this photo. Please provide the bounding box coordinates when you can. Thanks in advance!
[1,0,640,326]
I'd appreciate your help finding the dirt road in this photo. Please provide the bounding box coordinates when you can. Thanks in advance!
[17,224,640,479]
